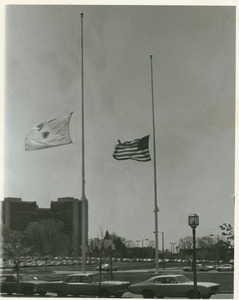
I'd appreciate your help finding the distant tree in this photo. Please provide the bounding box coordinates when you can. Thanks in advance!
[178,236,193,249]
[25,219,70,257]
[178,231,234,262]
[197,236,215,248]
[196,236,218,261]
[104,230,111,240]
[110,232,128,258]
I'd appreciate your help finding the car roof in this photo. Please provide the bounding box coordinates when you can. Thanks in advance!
[66,272,98,276]
[149,274,182,280]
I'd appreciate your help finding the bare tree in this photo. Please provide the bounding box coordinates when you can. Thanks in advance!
[178,236,193,249]
[1,227,32,295]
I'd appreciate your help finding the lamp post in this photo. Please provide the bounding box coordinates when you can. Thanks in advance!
[210,234,220,266]
[188,214,199,299]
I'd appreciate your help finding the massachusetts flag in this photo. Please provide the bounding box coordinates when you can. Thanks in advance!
[113,135,151,162]
[25,112,73,151]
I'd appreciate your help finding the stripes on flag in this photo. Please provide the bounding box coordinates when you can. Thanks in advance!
[113,135,151,162]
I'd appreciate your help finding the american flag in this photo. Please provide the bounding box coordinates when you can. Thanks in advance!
[113,135,151,162]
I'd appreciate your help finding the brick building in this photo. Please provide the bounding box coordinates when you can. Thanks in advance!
[1,197,88,257]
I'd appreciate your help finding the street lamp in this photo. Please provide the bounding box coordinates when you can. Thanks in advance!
[210,234,220,266]
[188,214,199,299]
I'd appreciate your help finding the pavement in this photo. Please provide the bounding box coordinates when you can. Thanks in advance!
[122,291,233,298]
[211,294,233,299]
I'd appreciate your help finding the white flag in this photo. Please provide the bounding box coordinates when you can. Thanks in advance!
[25,112,73,151]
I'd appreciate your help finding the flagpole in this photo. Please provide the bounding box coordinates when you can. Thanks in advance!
[150,55,159,274]
[80,12,87,273]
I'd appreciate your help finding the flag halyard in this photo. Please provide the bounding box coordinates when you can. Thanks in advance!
[113,135,151,162]
[25,112,73,151]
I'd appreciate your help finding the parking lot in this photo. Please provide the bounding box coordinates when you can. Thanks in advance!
[0,259,234,298]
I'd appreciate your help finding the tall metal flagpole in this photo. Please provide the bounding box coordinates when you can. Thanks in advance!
[80,12,87,273]
[150,55,159,274]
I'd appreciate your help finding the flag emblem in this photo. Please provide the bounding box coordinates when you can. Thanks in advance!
[25,112,73,151]
[42,131,50,138]
[113,135,151,162]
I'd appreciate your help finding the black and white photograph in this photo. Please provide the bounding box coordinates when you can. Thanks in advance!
[0,3,236,299]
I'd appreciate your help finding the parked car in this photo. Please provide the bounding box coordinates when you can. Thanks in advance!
[128,274,219,299]
[216,264,234,272]
[183,264,214,272]
[39,272,130,297]
[0,274,46,296]
[96,263,118,271]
